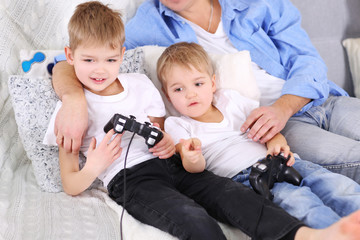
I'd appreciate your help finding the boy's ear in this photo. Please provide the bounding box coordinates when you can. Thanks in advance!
[211,74,217,93]
[120,46,126,62]
[161,86,171,102]
[64,46,74,65]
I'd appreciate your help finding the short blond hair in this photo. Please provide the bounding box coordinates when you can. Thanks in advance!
[157,42,214,88]
[68,1,125,51]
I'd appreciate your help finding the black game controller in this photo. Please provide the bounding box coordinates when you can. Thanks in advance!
[249,154,303,200]
[104,114,163,148]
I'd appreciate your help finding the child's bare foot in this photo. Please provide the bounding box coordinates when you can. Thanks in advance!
[295,210,360,240]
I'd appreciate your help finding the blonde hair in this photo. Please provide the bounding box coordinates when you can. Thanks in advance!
[157,42,214,88]
[68,1,125,51]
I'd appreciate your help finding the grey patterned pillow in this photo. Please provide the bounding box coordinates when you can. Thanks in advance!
[8,48,145,192]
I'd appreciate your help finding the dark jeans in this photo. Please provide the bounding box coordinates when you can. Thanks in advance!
[108,155,304,240]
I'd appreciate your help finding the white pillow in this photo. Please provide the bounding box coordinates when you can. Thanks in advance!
[141,45,260,117]
[342,38,360,98]
[8,48,145,192]
[8,75,62,192]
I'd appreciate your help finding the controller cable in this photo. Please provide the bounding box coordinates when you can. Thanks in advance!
[120,132,136,240]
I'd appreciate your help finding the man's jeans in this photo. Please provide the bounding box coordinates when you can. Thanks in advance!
[107,156,303,240]
[232,158,360,229]
[281,96,360,183]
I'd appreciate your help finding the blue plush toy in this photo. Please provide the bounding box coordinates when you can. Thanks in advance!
[21,51,45,73]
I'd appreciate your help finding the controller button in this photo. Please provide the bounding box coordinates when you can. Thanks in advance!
[147,137,156,146]
[150,131,159,137]
[253,162,267,171]
[258,164,267,171]
[115,124,124,132]
[118,118,126,124]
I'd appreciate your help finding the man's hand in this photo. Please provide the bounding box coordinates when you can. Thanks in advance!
[241,105,290,144]
[55,95,88,153]
[241,95,310,144]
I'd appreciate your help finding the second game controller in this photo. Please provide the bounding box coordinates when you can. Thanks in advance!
[249,154,303,200]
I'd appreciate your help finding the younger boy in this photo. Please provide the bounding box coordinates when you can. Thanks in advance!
[158,42,360,230]
[43,2,360,240]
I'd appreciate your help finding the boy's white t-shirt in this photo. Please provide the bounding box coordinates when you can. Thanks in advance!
[165,89,267,178]
[186,19,285,107]
[43,73,166,187]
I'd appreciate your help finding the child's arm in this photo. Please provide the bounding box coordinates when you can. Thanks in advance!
[176,138,206,173]
[149,116,164,130]
[148,116,176,159]
[52,61,88,154]
[59,129,122,195]
[266,133,295,166]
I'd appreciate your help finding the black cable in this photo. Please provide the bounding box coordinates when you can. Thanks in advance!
[120,132,136,240]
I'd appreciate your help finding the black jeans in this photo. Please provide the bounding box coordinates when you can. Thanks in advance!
[108,155,304,240]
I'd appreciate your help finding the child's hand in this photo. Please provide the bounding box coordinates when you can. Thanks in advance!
[266,133,295,166]
[178,138,205,173]
[266,144,295,166]
[179,138,203,165]
[86,129,123,175]
[149,131,175,159]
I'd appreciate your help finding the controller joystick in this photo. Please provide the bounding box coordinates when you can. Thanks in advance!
[249,154,303,200]
[104,113,163,148]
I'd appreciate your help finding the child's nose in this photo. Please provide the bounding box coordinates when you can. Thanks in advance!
[186,90,197,98]
[94,63,106,73]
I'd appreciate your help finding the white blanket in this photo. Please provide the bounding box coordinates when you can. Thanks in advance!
[0,1,249,239]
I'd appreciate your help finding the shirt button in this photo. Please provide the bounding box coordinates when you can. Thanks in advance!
[182,21,185,24]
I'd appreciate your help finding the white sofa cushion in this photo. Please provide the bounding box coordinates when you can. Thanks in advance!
[343,38,360,98]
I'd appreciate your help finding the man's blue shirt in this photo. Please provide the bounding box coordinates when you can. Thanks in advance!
[124,0,348,114]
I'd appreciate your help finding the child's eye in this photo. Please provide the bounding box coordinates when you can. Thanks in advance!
[195,82,203,87]
[174,87,183,92]
[84,59,93,62]
[108,59,117,62]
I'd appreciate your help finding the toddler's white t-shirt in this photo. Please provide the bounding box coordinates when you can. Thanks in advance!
[165,89,267,178]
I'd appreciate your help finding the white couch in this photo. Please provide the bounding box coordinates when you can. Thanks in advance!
[1,1,359,239]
